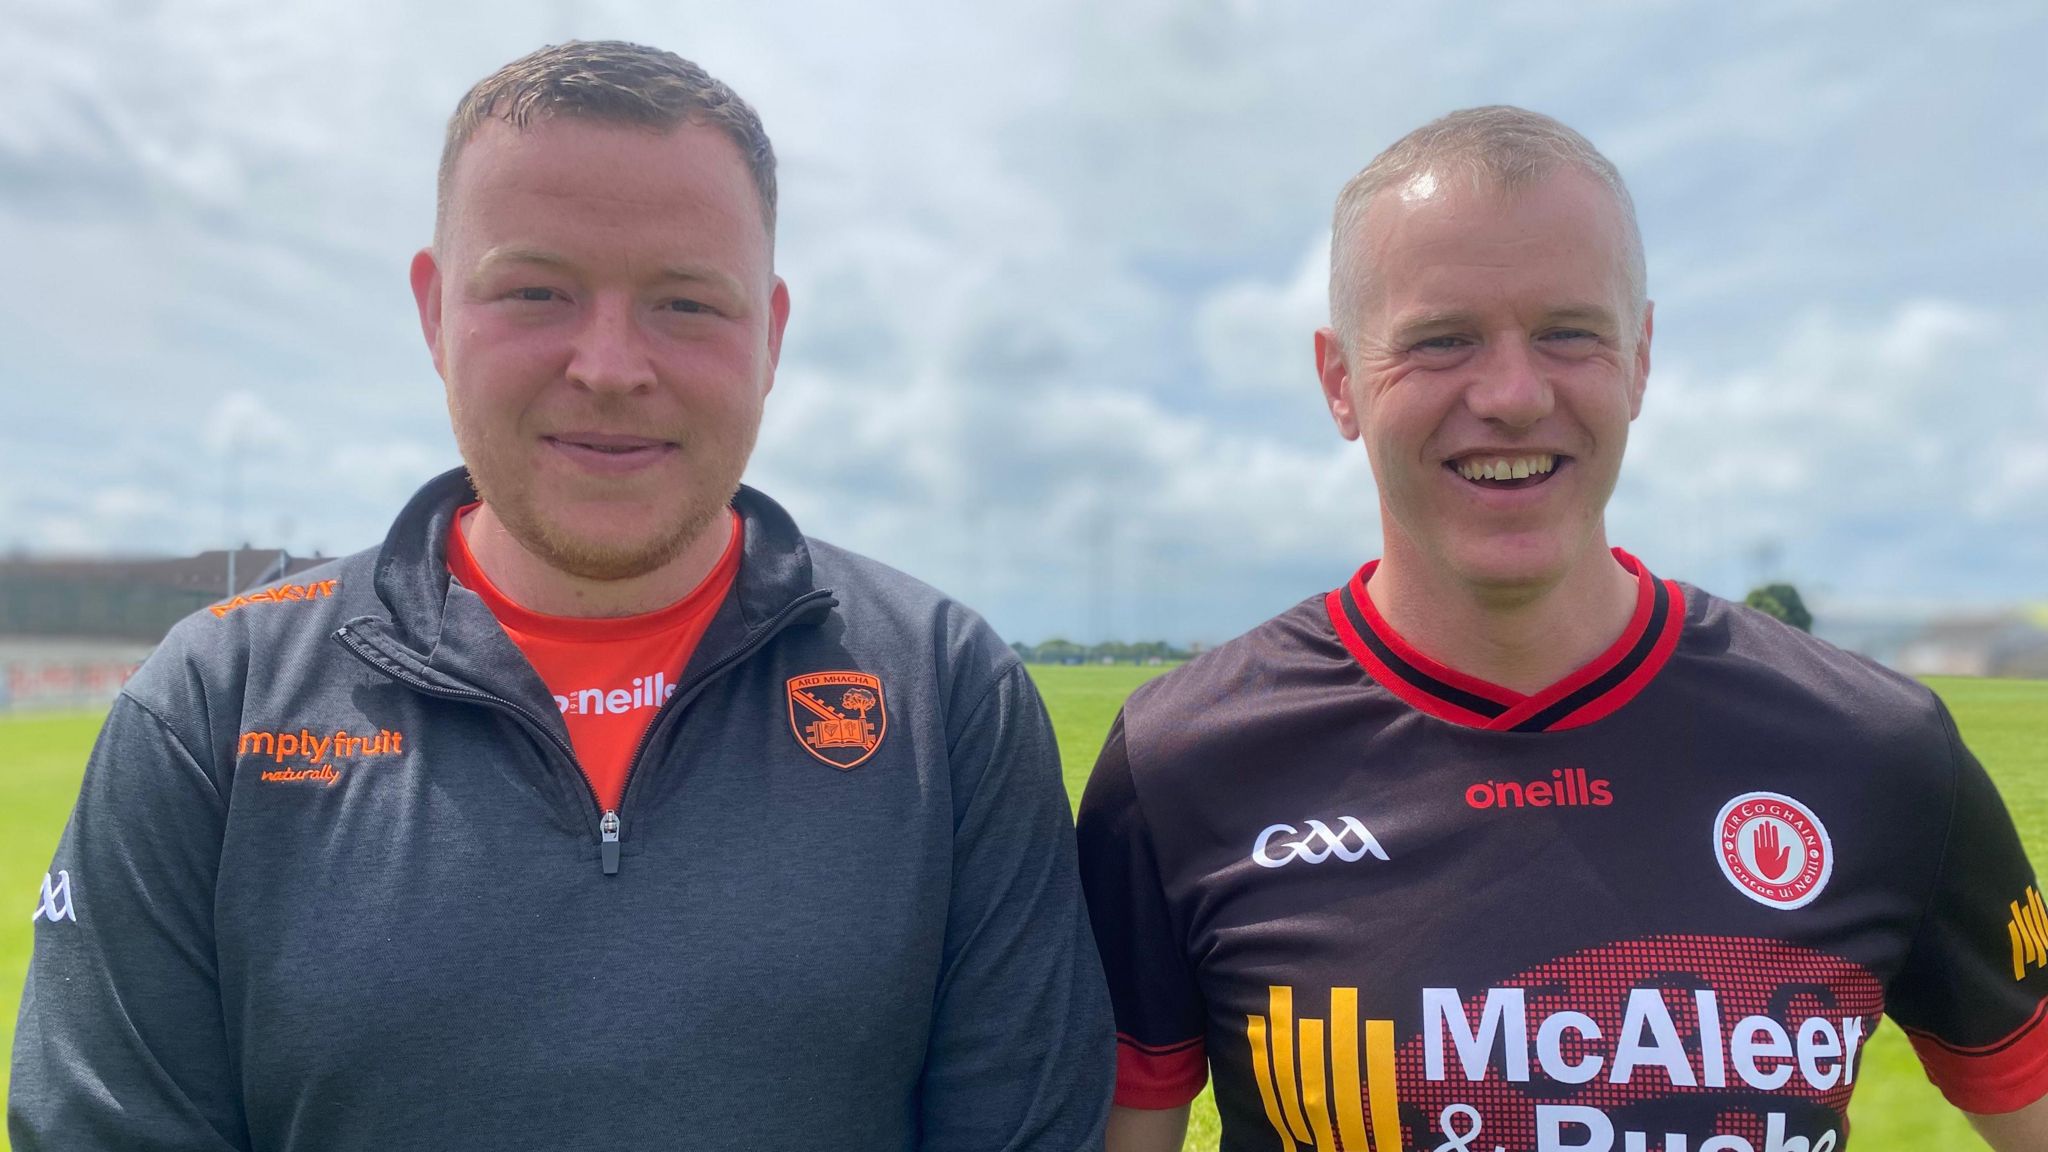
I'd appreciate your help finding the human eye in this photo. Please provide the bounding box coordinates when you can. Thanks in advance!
[1411,334,1472,353]
[509,286,562,303]
[661,297,715,315]
[1537,328,1604,357]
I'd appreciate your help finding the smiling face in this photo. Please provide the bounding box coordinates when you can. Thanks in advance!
[411,116,789,581]
[1317,167,1652,594]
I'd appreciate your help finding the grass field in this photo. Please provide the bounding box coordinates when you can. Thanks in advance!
[3,674,2045,1149]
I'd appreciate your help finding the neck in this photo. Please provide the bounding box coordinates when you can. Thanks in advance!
[461,504,733,619]
[1366,536,1639,695]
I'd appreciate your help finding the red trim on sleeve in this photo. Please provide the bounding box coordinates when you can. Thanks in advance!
[1114,1033,1208,1110]
[1906,998,2048,1114]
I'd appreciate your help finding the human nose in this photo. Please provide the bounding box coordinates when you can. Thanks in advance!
[564,292,657,395]
[1463,336,1554,429]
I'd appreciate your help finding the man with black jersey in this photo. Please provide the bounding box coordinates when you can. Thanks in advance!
[1078,106,2048,1152]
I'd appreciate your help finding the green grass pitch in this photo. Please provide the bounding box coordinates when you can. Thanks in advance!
[4,675,2045,1149]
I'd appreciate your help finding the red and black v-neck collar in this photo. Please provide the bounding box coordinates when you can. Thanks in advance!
[1325,548,1685,733]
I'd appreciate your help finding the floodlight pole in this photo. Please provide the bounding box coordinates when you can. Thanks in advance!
[224,429,240,597]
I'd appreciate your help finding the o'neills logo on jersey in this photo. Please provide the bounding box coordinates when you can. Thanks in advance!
[787,671,888,769]
[1716,792,1832,910]
[1466,768,1612,810]
[1249,938,1880,1152]
[553,673,678,717]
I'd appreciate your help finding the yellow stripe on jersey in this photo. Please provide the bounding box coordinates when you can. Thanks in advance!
[1269,986,1314,1144]
[1246,1014,1298,1150]
[1299,1017,1337,1151]
[1366,1017,1403,1152]
[1330,988,1372,1152]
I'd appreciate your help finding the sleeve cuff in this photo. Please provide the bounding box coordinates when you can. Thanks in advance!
[1114,1034,1207,1110]
[1908,999,2048,1114]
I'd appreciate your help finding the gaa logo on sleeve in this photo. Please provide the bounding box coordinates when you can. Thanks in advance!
[1714,792,1833,910]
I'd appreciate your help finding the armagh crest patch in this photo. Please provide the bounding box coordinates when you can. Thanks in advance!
[788,671,888,770]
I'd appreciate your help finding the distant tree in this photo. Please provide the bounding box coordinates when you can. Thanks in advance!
[1014,638,1193,663]
[1745,583,1814,633]
[1035,638,1086,664]
[1090,641,1135,664]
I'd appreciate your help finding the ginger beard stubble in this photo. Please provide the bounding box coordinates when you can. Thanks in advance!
[450,387,759,583]
[429,119,782,585]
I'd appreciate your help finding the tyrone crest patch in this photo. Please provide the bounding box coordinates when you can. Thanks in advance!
[788,671,888,770]
[1715,791,1833,910]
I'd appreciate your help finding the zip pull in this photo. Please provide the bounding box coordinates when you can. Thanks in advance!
[600,810,621,876]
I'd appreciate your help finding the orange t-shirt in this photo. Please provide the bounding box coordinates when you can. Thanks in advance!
[446,505,742,812]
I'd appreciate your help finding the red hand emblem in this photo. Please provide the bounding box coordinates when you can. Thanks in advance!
[1753,821,1792,882]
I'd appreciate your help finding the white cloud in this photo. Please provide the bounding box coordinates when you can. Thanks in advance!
[1198,236,1330,395]
[4,0,2045,641]
[1616,299,2048,602]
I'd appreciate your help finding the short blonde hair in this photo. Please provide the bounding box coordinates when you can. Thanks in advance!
[1329,106,1645,341]
[436,40,776,239]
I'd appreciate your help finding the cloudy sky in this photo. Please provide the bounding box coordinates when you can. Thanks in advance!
[4,0,2044,644]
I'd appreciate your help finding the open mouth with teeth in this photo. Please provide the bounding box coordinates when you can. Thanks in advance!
[1448,453,1563,490]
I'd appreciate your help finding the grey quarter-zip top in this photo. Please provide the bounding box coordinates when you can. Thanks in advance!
[12,467,1114,1152]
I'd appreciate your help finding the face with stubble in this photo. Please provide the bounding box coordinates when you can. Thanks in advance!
[411,115,789,581]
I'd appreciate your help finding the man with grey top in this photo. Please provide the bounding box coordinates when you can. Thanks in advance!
[12,40,1111,1150]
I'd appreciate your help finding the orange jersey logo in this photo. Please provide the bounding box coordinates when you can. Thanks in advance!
[788,671,888,770]
[210,579,339,618]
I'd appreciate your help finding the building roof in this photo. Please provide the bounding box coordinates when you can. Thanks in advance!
[0,548,328,596]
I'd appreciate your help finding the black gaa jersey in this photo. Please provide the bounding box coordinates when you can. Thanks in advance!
[1077,551,2048,1152]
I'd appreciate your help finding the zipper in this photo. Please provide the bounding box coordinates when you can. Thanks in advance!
[599,810,621,874]
[337,588,834,876]
[607,589,835,852]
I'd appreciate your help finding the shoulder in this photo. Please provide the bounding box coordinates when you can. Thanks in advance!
[1678,586,1956,771]
[121,548,381,775]
[1120,594,1349,775]
[1684,587,1945,722]
[801,535,1025,725]
[144,549,376,676]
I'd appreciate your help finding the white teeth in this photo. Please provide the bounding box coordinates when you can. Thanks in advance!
[1456,454,1556,482]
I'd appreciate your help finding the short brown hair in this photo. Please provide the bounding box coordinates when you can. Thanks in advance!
[1329,106,1645,342]
[436,40,777,238]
